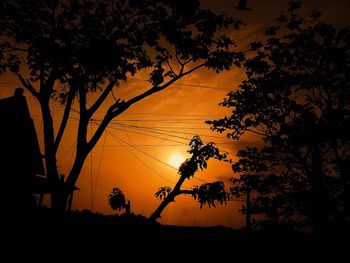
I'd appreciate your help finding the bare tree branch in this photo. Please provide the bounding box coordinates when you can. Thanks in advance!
[54,89,75,154]
[166,59,177,77]
[18,74,39,98]
[179,190,194,195]
[92,62,207,144]
[87,81,116,117]
[2,47,27,53]
[181,62,206,77]
[175,53,183,66]
[183,58,193,65]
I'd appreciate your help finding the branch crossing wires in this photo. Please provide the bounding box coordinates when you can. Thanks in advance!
[92,132,107,210]
[92,120,209,184]
[129,77,231,91]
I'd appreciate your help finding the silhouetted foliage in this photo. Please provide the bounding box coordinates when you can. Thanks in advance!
[108,187,126,212]
[179,136,226,178]
[155,186,172,201]
[235,0,252,11]
[108,187,131,215]
[193,181,229,208]
[0,0,244,211]
[149,136,228,221]
[209,2,350,232]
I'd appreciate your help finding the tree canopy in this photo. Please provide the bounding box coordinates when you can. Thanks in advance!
[0,0,243,210]
[209,3,350,232]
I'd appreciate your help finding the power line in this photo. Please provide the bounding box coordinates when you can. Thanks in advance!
[113,122,228,139]
[111,128,208,184]
[36,110,263,148]
[112,132,179,171]
[107,123,254,145]
[103,128,177,184]
[112,123,194,142]
[106,125,189,145]
[58,140,76,166]
[95,121,209,184]
[104,127,201,189]
[60,144,188,147]
[110,118,211,122]
[99,122,259,146]
[121,112,222,118]
[97,124,180,171]
[1,75,232,92]
[118,126,210,130]
[129,77,231,91]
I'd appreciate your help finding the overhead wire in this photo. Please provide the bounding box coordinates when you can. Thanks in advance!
[102,127,177,184]
[128,77,231,91]
[107,128,179,171]
[38,109,262,152]
[111,119,211,124]
[2,76,251,200]
[106,125,188,145]
[112,122,227,139]
[106,124,257,145]
[92,134,105,207]
[1,72,231,92]
[2,83,261,186]
[93,121,209,184]
[93,117,263,147]
[121,112,222,118]
[57,139,77,166]
[110,128,205,189]
[112,123,195,142]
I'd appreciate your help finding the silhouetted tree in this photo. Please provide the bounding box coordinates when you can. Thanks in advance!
[0,0,244,211]
[108,187,130,215]
[208,2,350,232]
[230,170,265,230]
[149,136,229,222]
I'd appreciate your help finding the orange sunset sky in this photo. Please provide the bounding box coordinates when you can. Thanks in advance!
[1,0,349,228]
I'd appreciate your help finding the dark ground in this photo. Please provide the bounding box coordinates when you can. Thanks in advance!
[2,207,348,261]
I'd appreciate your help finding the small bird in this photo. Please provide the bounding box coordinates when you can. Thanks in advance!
[235,0,252,11]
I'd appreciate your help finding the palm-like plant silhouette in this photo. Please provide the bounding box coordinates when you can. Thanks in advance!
[108,187,130,214]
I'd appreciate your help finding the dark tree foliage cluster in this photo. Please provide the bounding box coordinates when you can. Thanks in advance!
[108,187,131,215]
[155,186,172,201]
[192,181,228,208]
[108,187,126,212]
[209,2,350,232]
[0,0,243,211]
[149,136,228,221]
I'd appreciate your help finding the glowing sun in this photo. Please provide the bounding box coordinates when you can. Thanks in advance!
[169,153,186,168]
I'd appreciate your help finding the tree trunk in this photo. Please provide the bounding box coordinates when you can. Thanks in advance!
[149,192,177,222]
[246,187,251,231]
[40,99,64,211]
[149,175,186,222]
[48,151,88,212]
[125,200,131,215]
[310,145,328,234]
[337,159,350,222]
[51,186,70,211]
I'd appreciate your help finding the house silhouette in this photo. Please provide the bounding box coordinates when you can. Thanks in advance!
[0,88,78,211]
